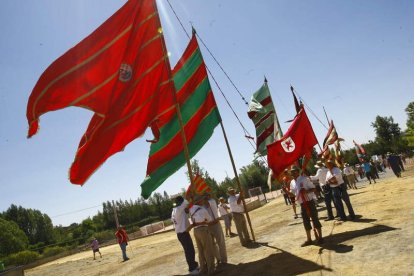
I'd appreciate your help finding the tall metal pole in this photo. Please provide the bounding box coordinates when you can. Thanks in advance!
[219,121,256,241]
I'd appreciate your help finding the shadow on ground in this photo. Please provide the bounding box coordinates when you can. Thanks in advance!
[317,223,398,254]
[215,249,332,276]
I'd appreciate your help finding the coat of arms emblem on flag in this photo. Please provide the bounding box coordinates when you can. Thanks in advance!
[281,137,295,153]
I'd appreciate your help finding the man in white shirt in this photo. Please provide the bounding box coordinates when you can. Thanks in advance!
[343,163,357,189]
[326,160,355,221]
[171,196,199,275]
[203,193,227,265]
[310,161,334,221]
[189,197,215,275]
[290,166,323,246]
[228,187,252,246]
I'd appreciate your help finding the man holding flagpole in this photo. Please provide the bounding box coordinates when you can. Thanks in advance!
[290,166,323,246]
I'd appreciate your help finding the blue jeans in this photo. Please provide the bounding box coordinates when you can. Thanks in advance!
[323,187,334,219]
[119,242,128,260]
[340,184,355,218]
[331,186,347,220]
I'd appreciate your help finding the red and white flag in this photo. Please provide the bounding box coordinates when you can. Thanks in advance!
[267,107,318,176]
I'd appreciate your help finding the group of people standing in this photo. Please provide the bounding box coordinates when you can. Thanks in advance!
[171,187,251,275]
[281,159,357,247]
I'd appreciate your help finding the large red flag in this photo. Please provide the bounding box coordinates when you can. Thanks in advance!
[26,0,176,184]
[267,108,318,176]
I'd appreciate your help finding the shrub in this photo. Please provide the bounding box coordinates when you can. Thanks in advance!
[5,250,40,266]
[42,246,66,258]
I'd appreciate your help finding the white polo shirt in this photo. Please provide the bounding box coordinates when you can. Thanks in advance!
[326,167,344,187]
[228,194,244,213]
[343,166,354,176]
[171,200,190,234]
[218,202,229,217]
[290,176,316,204]
[206,198,219,220]
[189,204,212,228]
[310,167,329,186]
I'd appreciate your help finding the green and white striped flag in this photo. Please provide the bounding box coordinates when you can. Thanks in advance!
[247,80,282,157]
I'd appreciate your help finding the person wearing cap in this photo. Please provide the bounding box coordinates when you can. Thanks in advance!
[115,225,129,262]
[218,197,234,237]
[343,163,357,189]
[326,160,356,221]
[310,161,334,221]
[290,165,323,246]
[227,187,252,246]
[171,196,199,275]
[188,195,216,275]
[203,192,227,266]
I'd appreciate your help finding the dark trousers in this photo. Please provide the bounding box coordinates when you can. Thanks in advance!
[331,186,347,220]
[283,194,291,205]
[340,184,355,218]
[177,232,198,272]
[300,201,322,231]
[323,187,334,219]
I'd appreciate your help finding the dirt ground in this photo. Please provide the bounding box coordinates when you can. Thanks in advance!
[26,162,414,276]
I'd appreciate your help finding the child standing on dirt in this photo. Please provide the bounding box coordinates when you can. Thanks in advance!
[90,237,102,260]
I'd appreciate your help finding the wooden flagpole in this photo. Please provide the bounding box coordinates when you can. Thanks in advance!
[219,121,256,241]
[154,2,196,194]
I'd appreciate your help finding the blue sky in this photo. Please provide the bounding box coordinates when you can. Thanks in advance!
[1,0,413,226]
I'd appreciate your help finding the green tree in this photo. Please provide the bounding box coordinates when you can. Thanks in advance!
[404,102,414,149]
[238,160,269,193]
[3,205,54,246]
[0,218,29,256]
[405,102,414,130]
[371,116,409,154]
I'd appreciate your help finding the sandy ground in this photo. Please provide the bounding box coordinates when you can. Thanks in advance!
[26,163,414,276]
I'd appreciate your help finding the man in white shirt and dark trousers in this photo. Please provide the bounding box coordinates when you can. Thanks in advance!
[310,161,334,221]
[227,187,252,246]
[203,193,227,266]
[171,196,199,275]
[326,160,356,221]
[290,166,323,246]
[189,196,216,275]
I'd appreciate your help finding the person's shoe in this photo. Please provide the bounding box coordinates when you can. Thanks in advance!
[324,217,334,221]
[348,215,356,221]
[337,217,347,222]
[317,238,324,244]
[301,240,313,247]
[294,214,299,219]
[189,267,200,275]
[123,258,130,262]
